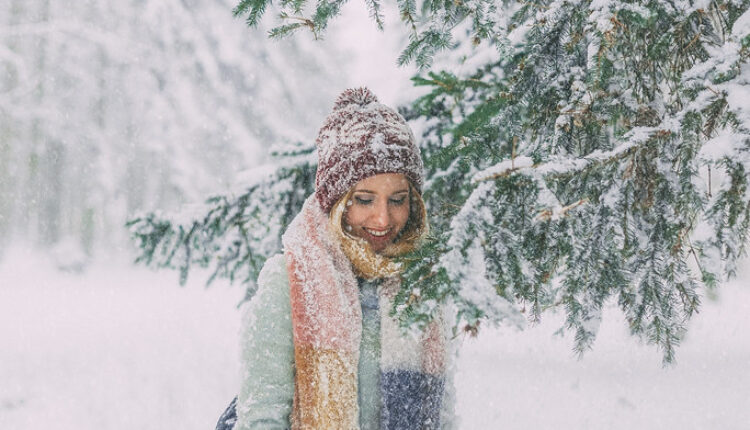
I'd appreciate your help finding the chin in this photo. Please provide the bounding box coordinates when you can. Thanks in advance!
[370,245,387,253]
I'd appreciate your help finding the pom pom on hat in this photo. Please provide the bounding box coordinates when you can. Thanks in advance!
[314,87,424,213]
[333,87,379,110]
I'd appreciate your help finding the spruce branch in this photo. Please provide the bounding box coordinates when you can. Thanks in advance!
[362,0,385,30]
[535,198,589,221]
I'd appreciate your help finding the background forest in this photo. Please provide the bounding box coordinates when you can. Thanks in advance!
[0,0,416,257]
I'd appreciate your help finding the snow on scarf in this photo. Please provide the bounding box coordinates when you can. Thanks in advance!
[282,194,446,429]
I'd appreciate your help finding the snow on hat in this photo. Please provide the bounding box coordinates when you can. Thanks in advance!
[315,87,424,213]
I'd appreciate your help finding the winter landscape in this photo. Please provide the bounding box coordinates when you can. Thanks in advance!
[2,0,750,429]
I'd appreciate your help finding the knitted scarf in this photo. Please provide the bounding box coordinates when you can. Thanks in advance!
[281,194,446,430]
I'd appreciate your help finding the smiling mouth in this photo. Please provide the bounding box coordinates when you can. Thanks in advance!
[364,228,391,237]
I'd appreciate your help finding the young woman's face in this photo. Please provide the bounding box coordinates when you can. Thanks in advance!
[344,173,411,253]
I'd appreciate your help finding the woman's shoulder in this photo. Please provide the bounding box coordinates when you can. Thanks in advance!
[257,253,288,285]
[241,253,290,315]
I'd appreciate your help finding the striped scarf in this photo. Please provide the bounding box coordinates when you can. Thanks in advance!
[281,194,446,429]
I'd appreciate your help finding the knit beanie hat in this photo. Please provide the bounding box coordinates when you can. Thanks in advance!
[315,87,424,213]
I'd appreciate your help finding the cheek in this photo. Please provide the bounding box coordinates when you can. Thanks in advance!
[393,205,410,230]
[344,206,365,228]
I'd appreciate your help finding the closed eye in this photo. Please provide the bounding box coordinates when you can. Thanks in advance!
[354,196,374,205]
[389,197,407,205]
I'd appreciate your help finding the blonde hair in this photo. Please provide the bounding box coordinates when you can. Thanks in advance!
[328,182,429,280]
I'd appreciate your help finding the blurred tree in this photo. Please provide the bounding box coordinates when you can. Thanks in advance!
[0,0,334,260]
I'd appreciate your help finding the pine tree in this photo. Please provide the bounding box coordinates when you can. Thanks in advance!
[131,0,750,362]
[397,0,750,363]
[128,142,315,299]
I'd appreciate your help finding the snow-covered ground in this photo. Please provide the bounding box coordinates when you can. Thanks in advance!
[1,248,748,429]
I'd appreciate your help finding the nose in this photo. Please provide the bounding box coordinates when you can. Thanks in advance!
[371,201,390,228]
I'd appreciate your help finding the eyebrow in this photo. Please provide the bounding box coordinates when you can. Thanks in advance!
[354,189,409,195]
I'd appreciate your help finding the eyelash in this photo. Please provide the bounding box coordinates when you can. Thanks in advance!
[354,196,407,206]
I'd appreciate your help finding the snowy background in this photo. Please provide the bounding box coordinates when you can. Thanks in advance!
[2,247,748,429]
[2,0,749,429]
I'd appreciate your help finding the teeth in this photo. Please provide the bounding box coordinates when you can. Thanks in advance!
[365,228,389,237]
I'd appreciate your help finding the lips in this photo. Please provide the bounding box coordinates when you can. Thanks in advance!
[364,228,390,237]
[360,227,395,248]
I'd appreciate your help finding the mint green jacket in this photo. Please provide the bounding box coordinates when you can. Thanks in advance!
[234,254,456,430]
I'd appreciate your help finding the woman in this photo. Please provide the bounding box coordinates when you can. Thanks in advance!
[220,88,454,430]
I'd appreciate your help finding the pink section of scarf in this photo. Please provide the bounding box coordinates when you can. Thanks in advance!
[283,195,362,353]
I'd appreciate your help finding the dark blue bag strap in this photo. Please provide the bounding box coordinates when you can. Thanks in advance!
[215,396,237,430]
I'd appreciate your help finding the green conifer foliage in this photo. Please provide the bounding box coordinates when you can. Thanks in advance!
[130,0,750,362]
[127,143,315,300]
[233,0,499,68]
[394,0,750,362]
